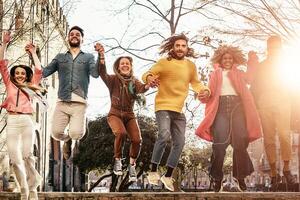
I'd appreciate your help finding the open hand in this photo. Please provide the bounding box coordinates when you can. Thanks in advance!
[2,31,11,44]
[248,51,258,62]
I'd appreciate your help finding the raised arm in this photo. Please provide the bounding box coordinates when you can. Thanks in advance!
[0,31,10,60]
[0,31,11,87]
[25,43,41,71]
[94,42,113,86]
[25,43,42,84]
[243,51,259,84]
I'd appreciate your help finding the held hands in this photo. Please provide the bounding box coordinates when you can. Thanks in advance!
[94,42,105,64]
[94,43,105,57]
[197,89,210,101]
[25,43,36,56]
[146,75,160,88]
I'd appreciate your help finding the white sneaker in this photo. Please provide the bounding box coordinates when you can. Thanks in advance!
[128,164,137,182]
[113,160,123,175]
[20,188,29,200]
[147,172,160,186]
[161,175,175,191]
[29,189,38,200]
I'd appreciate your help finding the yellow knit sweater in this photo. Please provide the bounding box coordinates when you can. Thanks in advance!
[142,58,209,113]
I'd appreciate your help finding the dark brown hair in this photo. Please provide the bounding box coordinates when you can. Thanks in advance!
[69,26,84,37]
[10,65,33,82]
[159,33,197,59]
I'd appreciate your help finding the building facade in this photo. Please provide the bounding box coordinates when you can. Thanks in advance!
[0,0,70,192]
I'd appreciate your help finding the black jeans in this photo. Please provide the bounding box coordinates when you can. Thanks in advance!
[210,95,254,181]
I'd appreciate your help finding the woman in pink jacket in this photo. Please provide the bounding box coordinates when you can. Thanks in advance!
[0,31,45,200]
[195,45,262,192]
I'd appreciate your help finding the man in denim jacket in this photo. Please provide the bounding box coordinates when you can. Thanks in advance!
[42,26,99,159]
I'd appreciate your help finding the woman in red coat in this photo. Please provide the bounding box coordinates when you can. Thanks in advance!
[195,45,262,192]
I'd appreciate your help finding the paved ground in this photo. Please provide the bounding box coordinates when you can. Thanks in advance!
[1,192,300,200]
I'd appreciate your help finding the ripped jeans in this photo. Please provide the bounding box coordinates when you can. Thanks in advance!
[6,114,42,191]
[151,110,186,168]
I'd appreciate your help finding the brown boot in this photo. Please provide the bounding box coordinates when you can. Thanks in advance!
[63,139,72,160]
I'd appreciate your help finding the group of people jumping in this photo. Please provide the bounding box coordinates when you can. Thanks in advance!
[0,25,296,199]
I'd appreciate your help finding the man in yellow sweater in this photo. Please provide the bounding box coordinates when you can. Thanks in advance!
[142,33,210,191]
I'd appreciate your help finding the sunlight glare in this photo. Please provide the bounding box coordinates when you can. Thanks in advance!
[278,43,300,93]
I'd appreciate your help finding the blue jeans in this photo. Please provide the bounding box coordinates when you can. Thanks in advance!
[151,110,186,168]
[210,95,254,181]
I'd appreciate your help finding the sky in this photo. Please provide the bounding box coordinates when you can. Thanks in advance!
[59,0,300,148]
[64,0,210,120]
[62,0,214,146]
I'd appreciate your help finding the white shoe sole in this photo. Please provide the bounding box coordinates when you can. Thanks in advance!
[147,177,159,186]
[161,177,174,191]
[113,170,123,176]
[129,177,137,182]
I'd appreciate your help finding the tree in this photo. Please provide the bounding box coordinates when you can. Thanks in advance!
[195,0,300,51]
[0,0,80,191]
[73,114,171,192]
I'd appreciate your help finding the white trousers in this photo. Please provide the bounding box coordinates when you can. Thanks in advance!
[6,114,42,192]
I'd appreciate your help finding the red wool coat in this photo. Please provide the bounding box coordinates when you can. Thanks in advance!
[195,65,262,142]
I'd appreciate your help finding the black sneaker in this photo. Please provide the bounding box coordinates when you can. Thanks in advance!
[283,171,296,184]
[63,139,72,160]
[270,174,281,192]
[238,178,247,191]
[212,179,222,192]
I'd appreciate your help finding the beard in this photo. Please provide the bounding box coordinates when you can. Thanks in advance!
[170,50,186,60]
[68,39,81,48]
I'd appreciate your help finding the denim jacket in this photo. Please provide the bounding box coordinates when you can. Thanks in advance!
[42,51,99,101]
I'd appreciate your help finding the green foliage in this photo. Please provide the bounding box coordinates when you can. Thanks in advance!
[179,145,233,178]
[179,146,212,176]
[73,115,114,172]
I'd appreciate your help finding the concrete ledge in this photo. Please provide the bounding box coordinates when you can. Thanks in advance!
[1,192,300,199]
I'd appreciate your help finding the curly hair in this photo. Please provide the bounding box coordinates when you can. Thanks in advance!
[211,45,246,66]
[159,33,198,59]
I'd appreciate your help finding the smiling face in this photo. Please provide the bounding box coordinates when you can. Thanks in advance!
[68,29,83,48]
[221,53,234,69]
[13,67,27,84]
[118,57,132,76]
[172,39,188,60]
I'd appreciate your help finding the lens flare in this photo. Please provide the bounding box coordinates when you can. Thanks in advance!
[278,43,300,93]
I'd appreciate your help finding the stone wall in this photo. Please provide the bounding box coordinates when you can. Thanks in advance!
[1,192,300,200]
